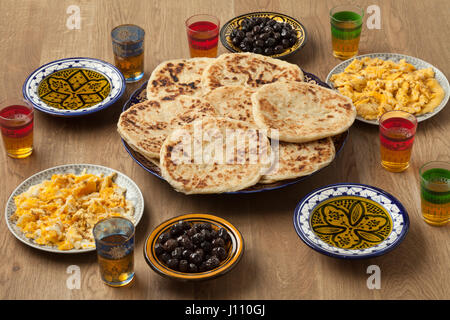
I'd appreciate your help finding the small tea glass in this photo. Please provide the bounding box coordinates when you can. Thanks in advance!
[93,217,135,287]
[0,99,34,159]
[419,161,450,226]
[111,24,145,82]
[379,110,417,172]
[330,5,364,60]
[185,14,220,58]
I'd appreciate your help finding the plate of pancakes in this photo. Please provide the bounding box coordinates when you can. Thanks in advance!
[117,53,356,194]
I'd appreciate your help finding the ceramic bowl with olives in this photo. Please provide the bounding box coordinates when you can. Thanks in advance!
[144,214,244,281]
[220,12,307,59]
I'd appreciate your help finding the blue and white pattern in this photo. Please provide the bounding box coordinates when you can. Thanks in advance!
[293,183,409,259]
[5,164,144,254]
[23,57,126,117]
[325,53,450,125]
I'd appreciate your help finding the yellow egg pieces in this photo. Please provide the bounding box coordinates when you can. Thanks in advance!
[330,57,445,120]
[12,171,135,250]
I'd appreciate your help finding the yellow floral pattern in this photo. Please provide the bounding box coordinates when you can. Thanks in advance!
[38,68,111,110]
[310,196,392,249]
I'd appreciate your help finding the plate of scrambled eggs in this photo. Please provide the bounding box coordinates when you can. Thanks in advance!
[5,164,144,253]
[326,53,449,124]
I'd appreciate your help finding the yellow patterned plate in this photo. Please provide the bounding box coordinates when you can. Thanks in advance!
[220,11,307,59]
[144,214,244,281]
[293,183,409,259]
[23,57,125,117]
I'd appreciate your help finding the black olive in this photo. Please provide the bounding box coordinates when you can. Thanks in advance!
[241,24,248,32]
[281,28,289,38]
[154,243,164,256]
[200,228,211,240]
[289,36,297,45]
[274,45,284,54]
[245,31,253,38]
[236,30,245,40]
[179,259,188,272]
[254,39,264,47]
[267,19,276,26]
[192,232,205,245]
[253,47,263,54]
[284,23,292,30]
[167,258,179,270]
[200,241,212,253]
[205,256,220,270]
[232,37,240,46]
[186,227,196,237]
[210,229,218,239]
[158,232,170,244]
[169,224,183,237]
[273,23,282,32]
[160,252,171,263]
[198,261,207,272]
[230,29,237,38]
[253,25,261,33]
[240,44,251,52]
[211,247,228,261]
[218,228,229,240]
[194,248,204,259]
[263,26,273,34]
[201,223,213,231]
[259,32,269,41]
[264,47,274,55]
[265,37,276,47]
[188,263,198,273]
[182,249,193,259]
[171,247,183,259]
[273,32,281,42]
[189,252,202,265]
[281,38,290,48]
[212,237,225,248]
[163,238,178,252]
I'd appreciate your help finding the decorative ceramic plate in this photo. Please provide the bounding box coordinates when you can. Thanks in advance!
[293,183,409,259]
[326,53,450,125]
[23,57,126,117]
[121,72,349,194]
[220,11,307,59]
[5,164,144,254]
[144,213,244,281]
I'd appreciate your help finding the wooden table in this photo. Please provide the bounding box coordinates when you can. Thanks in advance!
[1,0,449,300]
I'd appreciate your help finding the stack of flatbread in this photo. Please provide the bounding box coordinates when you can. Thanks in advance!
[118,52,356,194]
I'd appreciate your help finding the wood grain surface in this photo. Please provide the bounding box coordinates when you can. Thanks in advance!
[0,0,449,300]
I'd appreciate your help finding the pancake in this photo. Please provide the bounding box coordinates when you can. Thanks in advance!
[252,81,356,143]
[147,58,214,100]
[201,52,304,93]
[117,96,217,160]
[203,85,256,124]
[160,117,272,194]
[260,138,335,184]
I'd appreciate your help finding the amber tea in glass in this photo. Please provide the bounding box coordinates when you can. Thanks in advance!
[379,111,417,172]
[112,24,145,82]
[93,217,135,287]
[420,161,450,226]
[186,14,220,58]
[330,5,364,60]
[0,101,33,159]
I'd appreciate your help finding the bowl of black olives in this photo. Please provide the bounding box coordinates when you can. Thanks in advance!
[220,12,307,59]
[144,213,244,281]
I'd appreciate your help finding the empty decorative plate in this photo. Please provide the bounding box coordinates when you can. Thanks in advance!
[23,57,126,116]
[293,183,409,259]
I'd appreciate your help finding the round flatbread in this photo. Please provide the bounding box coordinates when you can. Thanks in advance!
[117,96,217,160]
[160,117,272,194]
[201,52,304,93]
[260,138,335,184]
[203,85,256,124]
[252,81,356,143]
[147,58,214,100]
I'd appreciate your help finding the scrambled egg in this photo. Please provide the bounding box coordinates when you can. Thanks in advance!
[12,171,135,250]
[330,57,445,120]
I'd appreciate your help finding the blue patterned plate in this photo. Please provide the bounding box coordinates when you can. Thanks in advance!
[5,164,144,253]
[121,72,349,194]
[23,57,126,117]
[326,53,450,125]
[293,183,409,259]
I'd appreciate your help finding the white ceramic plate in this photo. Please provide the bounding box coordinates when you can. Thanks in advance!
[326,53,450,125]
[5,164,144,254]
